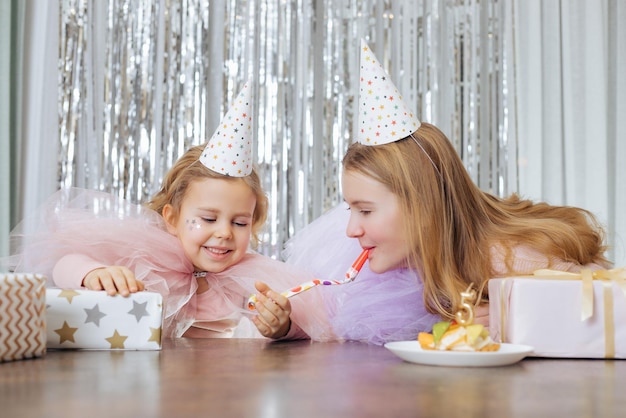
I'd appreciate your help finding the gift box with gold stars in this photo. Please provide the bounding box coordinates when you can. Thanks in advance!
[0,273,47,362]
[46,288,163,350]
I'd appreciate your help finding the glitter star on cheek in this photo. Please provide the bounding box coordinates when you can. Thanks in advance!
[186,218,201,231]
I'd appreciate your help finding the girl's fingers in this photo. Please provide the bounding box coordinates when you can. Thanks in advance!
[255,294,287,330]
[84,267,143,297]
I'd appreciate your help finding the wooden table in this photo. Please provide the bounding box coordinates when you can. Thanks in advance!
[2,338,625,418]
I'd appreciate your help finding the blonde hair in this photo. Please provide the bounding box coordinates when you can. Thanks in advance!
[342,122,610,319]
[147,144,268,249]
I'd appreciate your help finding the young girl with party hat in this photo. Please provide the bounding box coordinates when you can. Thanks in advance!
[281,39,611,344]
[5,81,332,340]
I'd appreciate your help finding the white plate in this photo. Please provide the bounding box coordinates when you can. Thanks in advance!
[384,341,534,367]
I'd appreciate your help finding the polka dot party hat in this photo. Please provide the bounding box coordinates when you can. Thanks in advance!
[358,39,421,145]
[200,80,254,176]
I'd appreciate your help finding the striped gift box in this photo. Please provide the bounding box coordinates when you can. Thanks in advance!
[0,273,47,362]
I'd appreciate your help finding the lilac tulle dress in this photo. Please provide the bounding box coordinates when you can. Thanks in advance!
[3,188,333,340]
[282,203,441,345]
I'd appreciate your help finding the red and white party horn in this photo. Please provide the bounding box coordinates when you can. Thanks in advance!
[247,249,369,310]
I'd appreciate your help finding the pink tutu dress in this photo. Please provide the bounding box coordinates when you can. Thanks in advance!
[4,188,333,340]
[282,203,441,345]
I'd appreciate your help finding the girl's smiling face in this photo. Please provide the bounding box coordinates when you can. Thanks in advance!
[342,170,410,273]
[163,177,256,273]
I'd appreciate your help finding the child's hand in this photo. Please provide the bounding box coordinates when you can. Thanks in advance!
[82,266,145,297]
[251,281,292,339]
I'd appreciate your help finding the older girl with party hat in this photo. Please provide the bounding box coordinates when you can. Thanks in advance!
[282,40,611,344]
[5,81,332,341]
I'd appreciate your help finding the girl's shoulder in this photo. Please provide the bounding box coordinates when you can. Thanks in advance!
[490,243,606,276]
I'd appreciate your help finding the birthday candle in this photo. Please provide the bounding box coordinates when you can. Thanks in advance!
[247,249,369,310]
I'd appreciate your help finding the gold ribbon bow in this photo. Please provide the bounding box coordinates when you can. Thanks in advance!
[534,267,626,321]
[532,268,626,321]
[499,267,626,358]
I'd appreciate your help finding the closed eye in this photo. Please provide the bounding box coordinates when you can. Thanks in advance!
[345,205,371,215]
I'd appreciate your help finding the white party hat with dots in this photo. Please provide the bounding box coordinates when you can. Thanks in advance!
[200,80,254,176]
[358,39,421,145]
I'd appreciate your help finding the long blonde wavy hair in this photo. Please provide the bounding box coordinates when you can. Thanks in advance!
[342,122,610,319]
[147,144,268,249]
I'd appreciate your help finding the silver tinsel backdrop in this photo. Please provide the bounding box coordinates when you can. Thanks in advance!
[58,0,517,258]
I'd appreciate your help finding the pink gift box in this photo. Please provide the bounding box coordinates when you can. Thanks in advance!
[489,272,626,358]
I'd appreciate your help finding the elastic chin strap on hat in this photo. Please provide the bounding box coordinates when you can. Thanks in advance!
[409,132,441,178]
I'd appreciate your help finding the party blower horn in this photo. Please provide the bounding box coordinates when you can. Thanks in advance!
[247,249,369,310]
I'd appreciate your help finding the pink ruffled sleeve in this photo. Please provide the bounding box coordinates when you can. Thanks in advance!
[276,320,310,341]
[52,254,106,288]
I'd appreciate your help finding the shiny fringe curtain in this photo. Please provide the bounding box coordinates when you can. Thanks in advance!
[58,0,517,258]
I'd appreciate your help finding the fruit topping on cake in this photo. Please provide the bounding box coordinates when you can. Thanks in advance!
[418,321,500,352]
[417,284,500,352]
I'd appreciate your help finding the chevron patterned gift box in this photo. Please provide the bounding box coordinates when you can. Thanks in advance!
[0,273,47,362]
[46,288,163,350]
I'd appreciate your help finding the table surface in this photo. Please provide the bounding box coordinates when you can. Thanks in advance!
[2,338,625,418]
